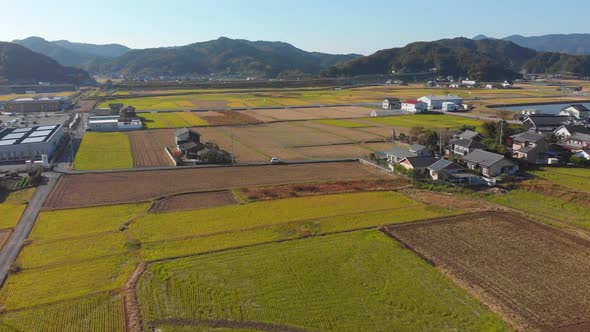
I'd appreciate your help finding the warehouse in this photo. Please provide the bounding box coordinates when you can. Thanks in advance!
[0,125,64,162]
[2,97,72,113]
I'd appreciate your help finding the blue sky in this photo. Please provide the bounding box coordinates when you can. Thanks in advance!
[1,0,588,55]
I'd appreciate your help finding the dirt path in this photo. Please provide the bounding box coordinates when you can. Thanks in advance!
[124,262,147,332]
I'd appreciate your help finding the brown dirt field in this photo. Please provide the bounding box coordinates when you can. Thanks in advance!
[127,130,176,168]
[298,122,387,144]
[198,110,263,126]
[240,178,408,201]
[194,127,270,162]
[75,100,98,112]
[44,162,390,210]
[385,212,590,331]
[150,191,237,213]
[294,106,373,118]
[243,109,323,122]
[294,144,374,159]
[0,229,12,250]
[190,100,229,109]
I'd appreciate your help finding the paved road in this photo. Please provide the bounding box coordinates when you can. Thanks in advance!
[0,173,60,285]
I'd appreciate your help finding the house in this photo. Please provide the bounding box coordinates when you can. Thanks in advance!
[462,149,519,177]
[554,125,590,139]
[559,104,590,120]
[572,149,590,160]
[427,159,464,180]
[510,132,548,164]
[176,128,201,145]
[382,98,400,110]
[449,138,486,157]
[382,144,433,165]
[442,102,458,112]
[397,156,439,175]
[564,132,590,150]
[418,95,464,110]
[521,115,570,133]
[454,130,483,141]
[401,100,428,113]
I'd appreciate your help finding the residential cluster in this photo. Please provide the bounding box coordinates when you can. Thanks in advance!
[174,128,231,165]
[372,94,468,117]
[86,103,143,132]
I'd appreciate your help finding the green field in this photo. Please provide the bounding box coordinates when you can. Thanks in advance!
[0,189,35,229]
[74,132,134,170]
[365,114,484,130]
[531,167,590,192]
[0,292,125,332]
[131,191,456,260]
[485,190,590,229]
[139,112,209,129]
[312,119,373,128]
[138,231,508,331]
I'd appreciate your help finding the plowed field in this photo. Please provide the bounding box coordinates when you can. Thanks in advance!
[385,212,590,331]
[44,162,390,210]
[127,130,176,168]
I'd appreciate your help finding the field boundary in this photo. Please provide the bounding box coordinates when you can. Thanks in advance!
[149,319,306,332]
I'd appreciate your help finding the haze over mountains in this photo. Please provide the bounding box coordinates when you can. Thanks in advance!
[473,33,590,55]
[4,34,590,84]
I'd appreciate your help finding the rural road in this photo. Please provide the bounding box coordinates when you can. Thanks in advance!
[0,173,60,285]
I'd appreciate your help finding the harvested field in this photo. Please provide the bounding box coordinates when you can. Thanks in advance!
[240,179,408,201]
[293,144,373,159]
[127,130,176,168]
[385,212,590,331]
[243,106,372,122]
[44,162,390,209]
[150,191,237,213]
[0,229,12,250]
[197,110,262,126]
[75,99,97,112]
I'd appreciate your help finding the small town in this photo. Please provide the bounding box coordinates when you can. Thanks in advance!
[0,1,589,331]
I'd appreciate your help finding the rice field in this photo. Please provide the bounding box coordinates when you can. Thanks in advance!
[531,167,590,193]
[138,231,508,331]
[365,114,484,130]
[132,191,456,260]
[74,132,134,170]
[0,292,125,332]
[139,112,209,129]
[0,188,35,229]
[0,254,136,309]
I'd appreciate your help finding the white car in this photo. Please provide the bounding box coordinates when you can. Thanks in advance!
[270,157,282,164]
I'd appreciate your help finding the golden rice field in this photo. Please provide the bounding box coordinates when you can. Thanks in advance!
[138,112,209,129]
[0,188,35,229]
[74,132,134,170]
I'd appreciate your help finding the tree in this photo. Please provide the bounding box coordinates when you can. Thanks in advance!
[417,129,439,148]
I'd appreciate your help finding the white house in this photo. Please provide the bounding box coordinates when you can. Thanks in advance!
[554,125,590,139]
[442,102,458,112]
[401,100,428,113]
[418,95,464,110]
[559,104,590,120]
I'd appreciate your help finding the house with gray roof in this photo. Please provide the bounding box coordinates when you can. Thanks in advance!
[522,115,570,133]
[382,144,433,165]
[449,138,487,157]
[462,149,518,177]
[427,159,464,180]
[554,125,590,139]
[397,156,439,175]
[564,132,590,150]
[510,131,548,164]
[454,130,482,141]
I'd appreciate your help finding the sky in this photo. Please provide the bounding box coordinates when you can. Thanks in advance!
[1,0,589,55]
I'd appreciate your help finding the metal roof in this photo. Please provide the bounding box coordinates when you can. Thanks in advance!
[463,149,513,168]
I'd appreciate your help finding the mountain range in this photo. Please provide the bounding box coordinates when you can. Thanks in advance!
[324,37,590,80]
[0,42,93,84]
[473,33,590,55]
[12,37,131,67]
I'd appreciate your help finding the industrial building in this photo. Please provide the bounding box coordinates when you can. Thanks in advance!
[418,95,464,110]
[0,125,64,162]
[86,116,142,132]
[2,97,72,113]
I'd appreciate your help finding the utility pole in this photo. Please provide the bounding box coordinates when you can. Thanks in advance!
[230,131,235,165]
[391,128,396,146]
[499,121,504,145]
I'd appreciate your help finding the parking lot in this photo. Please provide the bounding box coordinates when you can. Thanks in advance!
[0,112,70,129]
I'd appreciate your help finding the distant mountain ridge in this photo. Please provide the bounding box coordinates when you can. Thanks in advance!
[86,37,362,77]
[325,37,590,80]
[0,42,93,84]
[12,37,131,67]
[473,33,590,55]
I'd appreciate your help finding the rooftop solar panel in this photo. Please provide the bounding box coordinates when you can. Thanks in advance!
[12,128,31,133]
[0,140,16,146]
[37,125,57,131]
[28,130,52,138]
[2,133,26,140]
[20,137,46,144]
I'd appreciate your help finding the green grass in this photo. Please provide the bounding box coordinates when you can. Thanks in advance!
[18,232,130,269]
[74,132,134,170]
[531,167,590,192]
[0,254,136,309]
[0,292,125,332]
[139,112,209,129]
[133,191,457,261]
[365,114,484,130]
[30,203,149,242]
[485,190,590,229]
[312,119,373,128]
[138,231,508,331]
